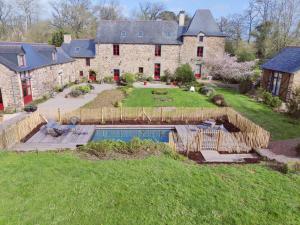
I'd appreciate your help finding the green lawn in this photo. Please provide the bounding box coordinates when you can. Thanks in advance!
[123,88,215,107]
[123,88,300,140]
[0,152,299,225]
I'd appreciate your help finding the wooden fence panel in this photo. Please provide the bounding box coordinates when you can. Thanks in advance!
[0,111,46,149]
[61,107,270,150]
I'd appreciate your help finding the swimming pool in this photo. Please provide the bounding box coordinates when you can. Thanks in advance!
[91,128,172,143]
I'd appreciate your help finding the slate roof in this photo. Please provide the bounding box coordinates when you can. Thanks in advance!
[183,9,225,37]
[95,9,225,45]
[96,20,181,45]
[0,42,74,72]
[61,39,96,58]
[262,47,300,74]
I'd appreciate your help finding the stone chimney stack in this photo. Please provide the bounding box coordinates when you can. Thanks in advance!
[63,34,72,44]
[179,11,185,26]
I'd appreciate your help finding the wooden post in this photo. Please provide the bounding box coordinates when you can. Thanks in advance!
[58,108,61,123]
[17,121,21,142]
[79,108,83,123]
[160,107,163,122]
[216,130,222,152]
[181,108,184,122]
[142,107,145,121]
[120,106,123,122]
[101,108,104,124]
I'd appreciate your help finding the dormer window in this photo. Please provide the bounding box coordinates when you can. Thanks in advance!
[52,51,57,61]
[75,47,80,52]
[199,36,204,42]
[121,31,127,37]
[18,54,26,67]
[138,31,144,38]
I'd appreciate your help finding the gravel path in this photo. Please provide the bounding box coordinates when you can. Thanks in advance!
[38,83,116,120]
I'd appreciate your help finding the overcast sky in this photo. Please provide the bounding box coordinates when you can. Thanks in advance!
[41,0,249,19]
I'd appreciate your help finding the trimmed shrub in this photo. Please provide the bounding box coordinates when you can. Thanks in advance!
[76,85,91,94]
[152,90,168,95]
[69,89,82,97]
[54,85,64,93]
[146,76,153,82]
[288,87,300,119]
[262,91,282,108]
[123,73,136,85]
[200,86,215,96]
[103,76,114,84]
[212,94,228,107]
[175,64,195,84]
[24,104,37,112]
[114,101,122,108]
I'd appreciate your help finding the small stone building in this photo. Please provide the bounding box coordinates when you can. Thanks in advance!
[0,42,76,111]
[261,46,300,101]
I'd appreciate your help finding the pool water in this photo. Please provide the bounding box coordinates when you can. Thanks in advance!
[91,129,172,143]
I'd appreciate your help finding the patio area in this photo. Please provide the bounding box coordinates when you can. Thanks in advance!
[12,125,95,151]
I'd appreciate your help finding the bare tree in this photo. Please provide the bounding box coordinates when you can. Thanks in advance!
[135,1,165,20]
[93,0,123,20]
[0,0,13,38]
[51,0,94,38]
[244,0,259,43]
[15,0,40,31]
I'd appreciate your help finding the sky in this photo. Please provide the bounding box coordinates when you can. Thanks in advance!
[106,0,249,18]
[41,0,249,19]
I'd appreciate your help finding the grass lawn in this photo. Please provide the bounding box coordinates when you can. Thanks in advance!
[123,88,215,107]
[0,152,299,225]
[123,88,300,140]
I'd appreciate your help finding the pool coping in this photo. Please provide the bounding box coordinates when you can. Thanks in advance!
[95,125,176,129]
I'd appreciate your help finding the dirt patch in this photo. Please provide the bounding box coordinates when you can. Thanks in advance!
[82,89,125,108]
[269,138,300,158]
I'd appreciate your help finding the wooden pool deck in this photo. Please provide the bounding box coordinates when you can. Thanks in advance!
[12,125,95,151]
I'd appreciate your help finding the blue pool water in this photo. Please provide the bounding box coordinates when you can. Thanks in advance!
[91,129,172,143]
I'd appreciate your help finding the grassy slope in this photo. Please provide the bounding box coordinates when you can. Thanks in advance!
[123,88,300,140]
[0,152,299,225]
[217,88,300,140]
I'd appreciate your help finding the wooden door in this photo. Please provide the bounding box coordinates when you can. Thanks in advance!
[114,69,120,81]
[21,78,32,105]
[0,89,4,111]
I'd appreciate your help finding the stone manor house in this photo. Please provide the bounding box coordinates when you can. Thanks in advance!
[0,9,225,111]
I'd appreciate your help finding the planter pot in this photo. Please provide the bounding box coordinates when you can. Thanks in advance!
[144,81,147,86]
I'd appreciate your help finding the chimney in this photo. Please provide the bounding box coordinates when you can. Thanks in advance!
[64,34,72,44]
[179,11,185,26]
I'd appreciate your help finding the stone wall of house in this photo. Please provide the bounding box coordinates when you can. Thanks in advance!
[95,44,180,79]
[95,36,225,79]
[71,58,98,79]
[0,64,23,111]
[30,61,77,100]
[292,71,300,89]
[180,35,225,76]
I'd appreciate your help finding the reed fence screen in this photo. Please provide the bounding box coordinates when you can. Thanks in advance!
[0,111,46,149]
[61,107,270,149]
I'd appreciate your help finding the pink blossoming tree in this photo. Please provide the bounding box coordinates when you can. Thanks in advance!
[205,54,256,82]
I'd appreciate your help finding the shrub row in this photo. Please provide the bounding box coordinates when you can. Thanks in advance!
[78,138,183,160]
